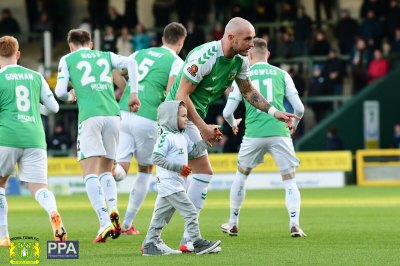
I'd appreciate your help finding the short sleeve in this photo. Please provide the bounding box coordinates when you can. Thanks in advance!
[153,133,171,157]
[169,58,184,77]
[235,56,250,80]
[284,72,298,97]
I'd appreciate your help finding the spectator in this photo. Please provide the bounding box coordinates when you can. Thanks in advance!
[132,23,151,51]
[106,6,125,32]
[280,0,297,22]
[87,0,109,30]
[0,8,21,34]
[116,26,133,56]
[391,28,400,53]
[326,127,343,150]
[314,0,337,28]
[308,64,329,122]
[393,123,400,148]
[102,25,116,53]
[276,28,295,58]
[384,0,400,42]
[360,0,383,19]
[359,10,383,50]
[49,125,72,154]
[294,5,313,56]
[180,20,204,58]
[334,9,359,55]
[367,49,389,83]
[311,30,331,58]
[78,17,92,34]
[323,48,345,95]
[350,38,371,93]
[34,12,53,62]
[212,21,224,41]
[152,0,175,28]
[124,0,138,29]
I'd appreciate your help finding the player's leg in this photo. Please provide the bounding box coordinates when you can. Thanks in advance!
[99,116,122,238]
[268,137,306,237]
[19,148,67,241]
[222,137,265,236]
[0,146,19,246]
[77,117,114,242]
[121,115,157,234]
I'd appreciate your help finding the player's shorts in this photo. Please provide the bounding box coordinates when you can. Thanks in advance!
[77,116,120,161]
[185,121,208,159]
[0,146,47,184]
[238,136,300,172]
[116,111,157,166]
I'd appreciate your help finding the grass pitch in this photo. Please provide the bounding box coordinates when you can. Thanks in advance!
[0,186,399,265]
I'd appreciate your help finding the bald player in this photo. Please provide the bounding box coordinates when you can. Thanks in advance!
[166,17,300,252]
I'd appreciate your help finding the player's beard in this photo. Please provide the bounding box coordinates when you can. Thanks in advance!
[232,41,248,56]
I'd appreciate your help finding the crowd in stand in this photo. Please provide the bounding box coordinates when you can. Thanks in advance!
[2,0,400,153]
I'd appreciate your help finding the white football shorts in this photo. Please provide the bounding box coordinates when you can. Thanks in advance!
[116,111,157,166]
[0,146,47,184]
[238,136,300,172]
[77,116,120,161]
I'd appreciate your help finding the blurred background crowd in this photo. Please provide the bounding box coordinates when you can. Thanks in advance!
[1,0,400,155]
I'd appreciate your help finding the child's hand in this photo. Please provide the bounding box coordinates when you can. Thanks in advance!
[180,165,192,177]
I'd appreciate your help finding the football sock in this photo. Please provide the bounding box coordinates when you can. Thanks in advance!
[0,188,8,238]
[84,175,110,228]
[187,174,212,210]
[122,172,151,230]
[229,170,248,226]
[283,178,301,227]
[34,188,57,216]
[99,172,118,211]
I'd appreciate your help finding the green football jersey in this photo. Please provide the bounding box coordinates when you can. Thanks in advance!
[119,46,182,121]
[59,49,120,123]
[0,65,47,148]
[166,40,249,119]
[229,62,298,138]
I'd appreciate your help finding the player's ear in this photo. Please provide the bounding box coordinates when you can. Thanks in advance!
[89,41,94,50]
[15,51,21,61]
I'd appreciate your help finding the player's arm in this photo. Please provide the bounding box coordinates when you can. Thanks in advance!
[54,57,75,102]
[284,72,305,134]
[235,78,299,128]
[112,69,127,93]
[175,76,219,145]
[110,53,140,112]
[186,134,208,158]
[223,84,243,135]
[166,58,183,94]
[40,75,59,115]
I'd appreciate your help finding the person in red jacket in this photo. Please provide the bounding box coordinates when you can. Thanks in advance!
[367,49,389,83]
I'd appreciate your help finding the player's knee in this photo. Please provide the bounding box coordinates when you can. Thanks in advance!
[281,167,296,180]
[237,166,251,175]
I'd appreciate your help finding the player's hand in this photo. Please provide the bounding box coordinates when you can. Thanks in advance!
[200,124,221,146]
[232,118,242,135]
[289,126,297,135]
[180,165,192,177]
[128,93,141,112]
[274,111,300,128]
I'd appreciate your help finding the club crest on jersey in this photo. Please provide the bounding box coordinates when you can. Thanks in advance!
[228,71,236,81]
[187,64,198,77]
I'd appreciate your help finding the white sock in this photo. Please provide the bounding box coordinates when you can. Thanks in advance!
[187,174,212,209]
[99,172,118,211]
[0,188,8,238]
[283,178,301,227]
[34,188,57,216]
[113,163,127,181]
[229,170,248,226]
[122,172,151,229]
[84,175,110,228]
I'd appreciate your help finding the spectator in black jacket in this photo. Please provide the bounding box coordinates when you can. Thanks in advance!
[0,8,20,34]
[323,48,345,95]
[294,5,313,56]
[335,9,359,55]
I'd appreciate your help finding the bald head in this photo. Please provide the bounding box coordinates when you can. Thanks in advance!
[221,17,255,57]
[224,17,255,36]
